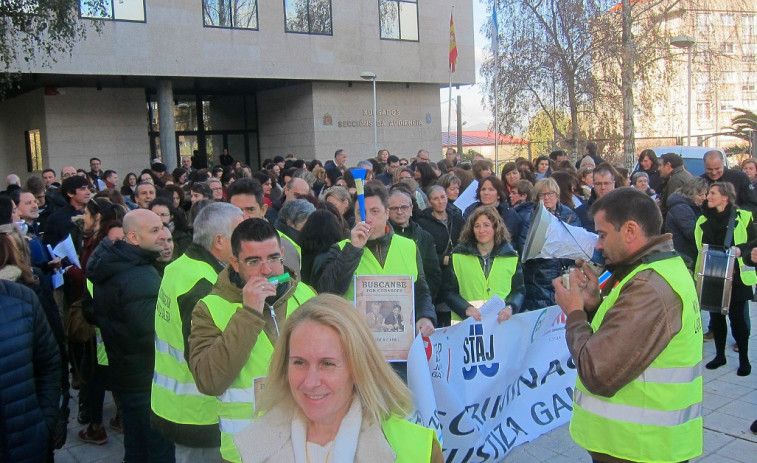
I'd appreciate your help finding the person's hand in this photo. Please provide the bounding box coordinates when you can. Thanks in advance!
[241,276,277,314]
[349,221,371,249]
[497,305,513,323]
[443,255,450,266]
[575,259,601,309]
[734,247,742,258]
[48,257,61,270]
[416,317,434,337]
[553,267,587,316]
[751,247,757,263]
[465,306,481,321]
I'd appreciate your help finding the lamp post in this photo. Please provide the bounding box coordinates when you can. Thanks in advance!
[671,35,695,146]
[360,71,378,155]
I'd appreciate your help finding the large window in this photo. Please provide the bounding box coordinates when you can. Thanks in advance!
[379,0,418,41]
[203,0,258,29]
[80,0,145,22]
[284,0,332,35]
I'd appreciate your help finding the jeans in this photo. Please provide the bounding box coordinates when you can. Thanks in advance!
[119,391,175,463]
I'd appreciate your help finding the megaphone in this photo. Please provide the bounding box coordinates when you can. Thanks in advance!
[521,202,599,262]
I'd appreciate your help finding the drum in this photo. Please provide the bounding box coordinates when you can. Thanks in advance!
[695,244,737,315]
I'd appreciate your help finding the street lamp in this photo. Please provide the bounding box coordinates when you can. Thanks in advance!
[671,35,695,146]
[360,71,378,155]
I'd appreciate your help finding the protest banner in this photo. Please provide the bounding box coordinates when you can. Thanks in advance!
[408,301,576,462]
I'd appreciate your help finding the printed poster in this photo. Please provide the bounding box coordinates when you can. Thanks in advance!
[354,275,415,362]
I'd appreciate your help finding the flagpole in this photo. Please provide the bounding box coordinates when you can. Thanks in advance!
[447,6,455,151]
[493,8,499,171]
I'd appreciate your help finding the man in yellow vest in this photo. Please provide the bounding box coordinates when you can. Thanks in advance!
[151,202,244,462]
[553,188,703,463]
[227,178,300,272]
[188,218,315,463]
[316,180,436,336]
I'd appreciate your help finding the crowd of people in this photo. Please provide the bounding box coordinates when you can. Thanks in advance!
[0,141,755,462]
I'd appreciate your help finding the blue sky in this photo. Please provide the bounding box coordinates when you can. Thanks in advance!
[440,0,492,132]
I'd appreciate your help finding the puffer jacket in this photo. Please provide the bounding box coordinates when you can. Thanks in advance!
[443,240,525,317]
[87,239,161,393]
[520,203,582,311]
[0,280,60,463]
[664,193,701,269]
[415,205,465,267]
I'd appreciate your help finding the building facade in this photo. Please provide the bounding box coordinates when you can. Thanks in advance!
[1,0,474,179]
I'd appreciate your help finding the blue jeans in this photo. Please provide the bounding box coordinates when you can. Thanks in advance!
[119,391,175,463]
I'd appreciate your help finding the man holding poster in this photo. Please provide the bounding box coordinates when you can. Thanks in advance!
[317,180,436,338]
[553,188,703,463]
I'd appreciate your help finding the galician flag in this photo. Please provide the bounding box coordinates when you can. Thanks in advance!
[449,13,458,72]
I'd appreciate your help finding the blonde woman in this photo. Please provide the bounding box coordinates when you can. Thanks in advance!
[234,294,443,462]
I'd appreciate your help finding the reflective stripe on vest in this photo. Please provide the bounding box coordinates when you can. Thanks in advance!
[570,255,703,462]
[205,283,316,463]
[381,415,436,462]
[153,371,203,396]
[151,254,220,427]
[87,280,110,366]
[337,235,418,302]
[695,209,757,285]
[450,253,518,321]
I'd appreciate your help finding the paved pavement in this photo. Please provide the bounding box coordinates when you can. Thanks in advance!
[57,305,757,463]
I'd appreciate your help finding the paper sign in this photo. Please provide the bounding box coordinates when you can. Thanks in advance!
[354,275,415,361]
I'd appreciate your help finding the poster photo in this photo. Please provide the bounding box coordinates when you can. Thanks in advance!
[354,275,415,362]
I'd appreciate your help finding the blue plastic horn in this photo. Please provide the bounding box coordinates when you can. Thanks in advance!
[352,168,367,221]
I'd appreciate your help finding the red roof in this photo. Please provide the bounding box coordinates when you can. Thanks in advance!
[442,131,528,147]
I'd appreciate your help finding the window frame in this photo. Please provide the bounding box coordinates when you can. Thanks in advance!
[283,0,334,36]
[24,130,43,172]
[79,0,147,23]
[378,0,420,42]
[202,0,259,30]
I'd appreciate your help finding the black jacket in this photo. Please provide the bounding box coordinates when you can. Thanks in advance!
[443,241,525,317]
[415,205,466,267]
[316,225,437,326]
[701,169,757,216]
[0,280,61,463]
[41,203,82,246]
[391,220,441,300]
[87,239,161,393]
[664,193,701,269]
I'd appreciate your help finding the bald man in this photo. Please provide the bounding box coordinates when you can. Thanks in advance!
[87,209,175,462]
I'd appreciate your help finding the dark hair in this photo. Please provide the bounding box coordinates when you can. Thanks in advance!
[103,169,117,181]
[140,169,162,186]
[585,141,598,156]
[476,176,507,203]
[171,168,187,183]
[364,180,389,208]
[60,176,89,203]
[472,159,494,180]
[660,152,683,169]
[307,159,323,171]
[0,196,14,224]
[590,187,662,238]
[42,168,56,176]
[93,188,127,209]
[551,171,579,208]
[231,218,280,257]
[226,178,264,208]
[190,182,213,198]
[549,150,567,161]
[89,157,101,164]
[638,149,659,171]
[386,155,400,165]
[252,171,271,186]
[414,162,438,189]
[122,173,137,188]
[501,162,518,178]
[534,155,551,170]
[299,209,348,256]
[709,181,737,205]
[334,149,345,159]
[513,180,534,201]
[86,198,126,227]
[164,184,185,206]
[593,163,618,182]
[25,176,45,196]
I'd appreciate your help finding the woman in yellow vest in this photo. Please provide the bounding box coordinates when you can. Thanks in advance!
[443,206,523,322]
[695,181,755,376]
[233,294,443,462]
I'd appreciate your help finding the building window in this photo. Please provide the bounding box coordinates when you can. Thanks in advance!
[743,15,757,36]
[721,14,735,27]
[203,0,258,29]
[743,73,757,91]
[697,102,712,121]
[80,0,145,22]
[379,0,419,41]
[284,0,333,35]
[721,101,736,112]
[723,42,735,55]
[696,13,713,34]
[25,130,43,172]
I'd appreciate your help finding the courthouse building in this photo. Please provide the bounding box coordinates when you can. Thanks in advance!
[0,0,474,178]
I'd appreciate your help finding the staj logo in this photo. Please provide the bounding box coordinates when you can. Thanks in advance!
[462,323,498,380]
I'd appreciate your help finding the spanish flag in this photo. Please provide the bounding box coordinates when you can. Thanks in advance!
[449,13,457,73]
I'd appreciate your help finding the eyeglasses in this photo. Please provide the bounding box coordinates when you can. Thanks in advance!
[594,181,614,188]
[399,162,408,166]
[388,205,411,213]
[211,187,223,191]
[537,191,557,199]
[240,256,284,269]
[155,212,171,218]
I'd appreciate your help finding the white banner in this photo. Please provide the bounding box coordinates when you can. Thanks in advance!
[408,302,577,462]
